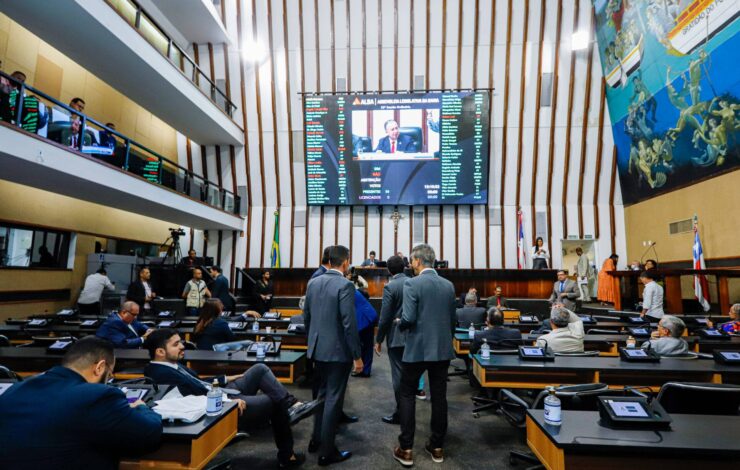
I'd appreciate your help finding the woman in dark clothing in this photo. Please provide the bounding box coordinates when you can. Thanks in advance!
[193,299,235,350]
[255,270,274,314]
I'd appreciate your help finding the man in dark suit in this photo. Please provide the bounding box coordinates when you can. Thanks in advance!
[548,270,579,311]
[209,266,234,312]
[180,249,198,267]
[375,120,416,153]
[485,286,508,309]
[311,246,332,279]
[0,337,162,469]
[304,245,363,466]
[470,308,522,354]
[95,301,153,349]
[143,329,316,468]
[126,266,156,313]
[456,292,487,328]
[394,244,456,466]
[374,255,409,425]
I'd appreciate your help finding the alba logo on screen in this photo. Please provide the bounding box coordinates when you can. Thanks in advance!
[303,91,491,206]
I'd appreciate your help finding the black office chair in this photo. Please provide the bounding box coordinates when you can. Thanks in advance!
[398,126,422,152]
[655,382,740,415]
[0,335,9,347]
[183,340,198,350]
[471,339,527,417]
[0,364,22,381]
[586,328,620,335]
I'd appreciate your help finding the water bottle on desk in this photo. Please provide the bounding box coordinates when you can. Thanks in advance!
[626,336,636,348]
[468,322,476,339]
[206,379,223,416]
[252,319,259,332]
[256,342,266,359]
[480,338,491,360]
[543,386,561,427]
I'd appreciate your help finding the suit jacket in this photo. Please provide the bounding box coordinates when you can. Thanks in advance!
[456,306,487,327]
[126,280,148,309]
[0,366,161,470]
[193,318,236,351]
[470,327,522,354]
[210,275,233,311]
[641,337,689,356]
[144,362,225,396]
[95,314,148,349]
[304,270,362,363]
[486,295,508,309]
[374,134,416,153]
[310,265,327,280]
[548,279,579,311]
[376,273,409,349]
[400,269,457,362]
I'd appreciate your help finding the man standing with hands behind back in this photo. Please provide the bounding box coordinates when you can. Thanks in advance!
[394,244,457,467]
[303,245,363,466]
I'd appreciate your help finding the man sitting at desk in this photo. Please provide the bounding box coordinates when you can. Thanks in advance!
[0,337,162,469]
[456,292,486,328]
[535,306,585,353]
[470,308,522,354]
[375,120,415,153]
[143,329,318,468]
[641,315,689,356]
[486,286,508,309]
[95,300,154,349]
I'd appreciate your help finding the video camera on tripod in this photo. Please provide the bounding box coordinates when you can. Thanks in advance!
[160,228,186,263]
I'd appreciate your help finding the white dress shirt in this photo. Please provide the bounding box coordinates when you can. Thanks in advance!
[531,246,549,260]
[77,273,115,305]
[642,281,664,319]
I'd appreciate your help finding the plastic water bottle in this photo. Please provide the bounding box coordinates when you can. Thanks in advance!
[252,320,259,332]
[206,379,223,416]
[480,338,491,360]
[626,336,636,348]
[543,386,561,427]
[468,322,476,339]
[256,343,266,359]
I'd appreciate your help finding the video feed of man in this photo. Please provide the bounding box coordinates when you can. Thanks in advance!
[303,91,490,205]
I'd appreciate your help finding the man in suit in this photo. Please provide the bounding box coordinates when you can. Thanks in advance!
[312,246,332,279]
[95,301,153,348]
[143,329,316,468]
[0,337,162,469]
[456,292,487,328]
[209,266,234,312]
[396,251,410,268]
[375,120,416,153]
[394,244,456,466]
[360,250,378,267]
[641,315,689,356]
[374,255,410,425]
[126,266,156,313]
[548,270,579,311]
[470,308,522,354]
[485,286,508,309]
[535,306,585,353]
[180,249,198,267]
[303,245,363,466]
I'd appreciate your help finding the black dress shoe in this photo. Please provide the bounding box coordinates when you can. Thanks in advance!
[278,452,306,468]
[318,450,352,466]
[308,440,320,453]
[288,400,321,425]
[340,413,359,423]
[382,414,400,424]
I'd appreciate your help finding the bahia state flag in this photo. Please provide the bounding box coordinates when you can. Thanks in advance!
[692,219,710,312]
[517,210,526,269]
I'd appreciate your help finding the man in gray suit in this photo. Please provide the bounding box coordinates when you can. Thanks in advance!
[456,292,487,328]
[374,255,409,425]
[303,245,363,466]
[393,244,456,467]
[548,270,579,311]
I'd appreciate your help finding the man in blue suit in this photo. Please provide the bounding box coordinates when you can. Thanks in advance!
[0,337,162,469]
[96,301,153,348]
[374,120,417,154]
[209,266,234,312]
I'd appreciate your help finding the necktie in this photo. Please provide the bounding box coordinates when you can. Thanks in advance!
[497,297,501,307]
[391,141,395,153]
[560,282,564,292]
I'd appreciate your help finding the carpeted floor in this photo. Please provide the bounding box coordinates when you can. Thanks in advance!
[217,353,530,469]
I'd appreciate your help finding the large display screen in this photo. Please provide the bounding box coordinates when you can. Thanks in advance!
[303,91,490,205]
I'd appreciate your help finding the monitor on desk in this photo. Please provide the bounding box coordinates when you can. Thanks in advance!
[619,346,660,362]
[627,316,648,324]
[0,382,14,396]
[519,346,554,361]
[597,396,672,430]
[27,319,48,327]
[227,322,246,331]
[80,319,98,327]
[713,350,740,365]
[698,328,731,340]
[519,315,537,323]
[628,327,651,337]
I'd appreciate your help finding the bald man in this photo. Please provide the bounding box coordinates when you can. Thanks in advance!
[95,301,154,349]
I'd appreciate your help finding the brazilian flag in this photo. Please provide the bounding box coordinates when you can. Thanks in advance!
[270,211,280,268]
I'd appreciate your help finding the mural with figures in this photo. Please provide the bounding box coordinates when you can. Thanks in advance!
[593,0,740,205]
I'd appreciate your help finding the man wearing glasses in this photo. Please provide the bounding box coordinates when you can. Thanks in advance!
[96,300,155,349]
[0,336,162,469]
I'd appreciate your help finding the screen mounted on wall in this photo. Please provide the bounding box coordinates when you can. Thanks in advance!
[303,91,490,206]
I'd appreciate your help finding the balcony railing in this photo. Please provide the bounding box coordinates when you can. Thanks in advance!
[106,0,237,118]
[0,70,240,215]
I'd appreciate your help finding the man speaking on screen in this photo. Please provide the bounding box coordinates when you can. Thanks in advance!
[375,119,416,153]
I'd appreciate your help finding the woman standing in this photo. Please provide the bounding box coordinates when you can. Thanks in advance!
[531,237,550,269]
[255,270,274,314]
[597,254,620,306]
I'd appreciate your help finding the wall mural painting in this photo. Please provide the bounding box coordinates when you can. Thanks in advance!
[593,0,740,205]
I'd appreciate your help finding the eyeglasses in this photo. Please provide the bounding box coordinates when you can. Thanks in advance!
[122,310,139,317]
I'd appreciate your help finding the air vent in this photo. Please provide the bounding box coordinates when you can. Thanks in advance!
[669,219,692,235]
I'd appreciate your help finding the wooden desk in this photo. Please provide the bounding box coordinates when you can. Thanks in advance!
[472,354,740,392]
[120,401,239,470]
[0,347,306,384]
[526,410,740,470]
[454,333,625,357]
